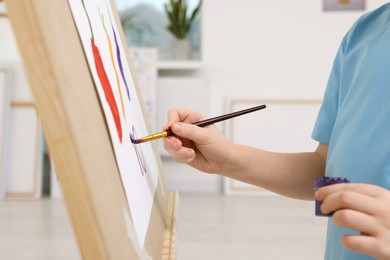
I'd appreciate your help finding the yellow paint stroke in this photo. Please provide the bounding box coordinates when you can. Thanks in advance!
[101,13,126,121]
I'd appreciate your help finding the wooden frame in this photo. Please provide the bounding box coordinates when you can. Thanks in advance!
[0,1,7,17]
[6,0,177,259]
[5,101,42,199]
[224,99,322,195]
[323,0,365,11]
[0,68,9,198]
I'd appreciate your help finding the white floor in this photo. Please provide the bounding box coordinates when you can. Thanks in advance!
[0,194,328,260]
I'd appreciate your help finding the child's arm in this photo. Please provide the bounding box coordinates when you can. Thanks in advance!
[164,108,327,200]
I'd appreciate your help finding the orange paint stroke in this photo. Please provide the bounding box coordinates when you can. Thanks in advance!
[101,13,127,121]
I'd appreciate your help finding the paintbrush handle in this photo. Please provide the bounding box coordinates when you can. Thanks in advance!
[194,104,266,127]
[132,104,266,144]
[166,129,174,137]
[166,104,266,134]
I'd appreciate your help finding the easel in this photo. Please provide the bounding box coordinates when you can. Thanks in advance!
[6,0,178,259]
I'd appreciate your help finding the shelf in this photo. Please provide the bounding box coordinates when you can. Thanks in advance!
[157,60,202,70]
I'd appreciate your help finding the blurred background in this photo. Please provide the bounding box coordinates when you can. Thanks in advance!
[0,0,386,259]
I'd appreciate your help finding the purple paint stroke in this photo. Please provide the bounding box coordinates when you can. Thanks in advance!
[129,126,146,176]
[111,24,131,101]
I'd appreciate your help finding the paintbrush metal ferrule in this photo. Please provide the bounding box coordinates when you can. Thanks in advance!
[133,131,169,144]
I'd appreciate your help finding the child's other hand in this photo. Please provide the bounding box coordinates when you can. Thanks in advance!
[315,183,390,259]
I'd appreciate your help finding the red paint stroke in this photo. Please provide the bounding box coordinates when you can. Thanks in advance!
[129,126,147,176]
[100,12,127,121]
[92,39,122,142]
[82,0,122,142]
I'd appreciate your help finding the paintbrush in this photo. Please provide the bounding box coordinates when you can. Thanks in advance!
[130,104,266,144]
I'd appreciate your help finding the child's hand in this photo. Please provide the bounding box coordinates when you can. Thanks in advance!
[315,183,390,259]
[163,108,236,174]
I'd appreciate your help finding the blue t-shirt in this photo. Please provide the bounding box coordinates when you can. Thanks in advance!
[311,3,390,260]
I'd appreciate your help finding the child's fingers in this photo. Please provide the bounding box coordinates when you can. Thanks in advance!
[163,136,195,164]
[341,235,379,259]
[320,190,380,216]
[332,209,377,235]
[164,108,204,130]
[316,183,386,200]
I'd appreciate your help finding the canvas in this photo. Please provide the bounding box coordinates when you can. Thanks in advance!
[68,0,160,248]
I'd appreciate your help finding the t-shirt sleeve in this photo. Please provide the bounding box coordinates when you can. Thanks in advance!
[311,40,346,145]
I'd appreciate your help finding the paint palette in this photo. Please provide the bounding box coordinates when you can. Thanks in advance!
[314,176,350,217]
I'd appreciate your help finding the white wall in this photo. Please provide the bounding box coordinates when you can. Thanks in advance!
[0,15,20,62]
[203,0,387,109]
[160,0,389,193]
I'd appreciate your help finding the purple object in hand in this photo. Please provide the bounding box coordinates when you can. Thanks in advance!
[314,176,350,217]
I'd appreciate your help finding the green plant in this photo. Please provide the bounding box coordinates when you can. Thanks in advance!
[164,0,202,39]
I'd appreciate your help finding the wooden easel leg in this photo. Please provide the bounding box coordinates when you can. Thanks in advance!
[163,191,179,260]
